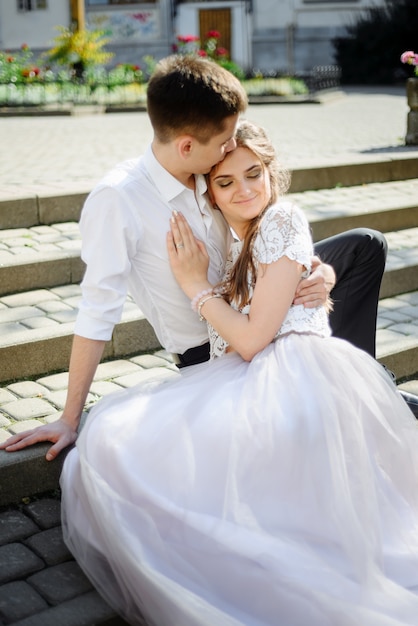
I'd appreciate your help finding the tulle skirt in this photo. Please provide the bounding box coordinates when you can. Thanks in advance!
[61,334,418,625]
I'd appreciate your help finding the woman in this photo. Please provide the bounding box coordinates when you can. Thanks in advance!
[61,120,418,626]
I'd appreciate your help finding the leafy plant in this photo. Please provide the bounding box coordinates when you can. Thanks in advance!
[107,63,144,86]
[0,44,44,84]
[173,31,245,79]
[43,26,114,77]
[243,77,308,97]
[143,54,157,79]
[333,0,418,84]
[0,32,309,104]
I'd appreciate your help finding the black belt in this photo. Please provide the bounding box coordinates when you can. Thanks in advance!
[172,342,210,368]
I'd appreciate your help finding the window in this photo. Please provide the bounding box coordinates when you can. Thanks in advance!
[17,0,47,10]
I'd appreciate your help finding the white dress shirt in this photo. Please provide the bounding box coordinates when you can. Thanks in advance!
[74,146,232,354]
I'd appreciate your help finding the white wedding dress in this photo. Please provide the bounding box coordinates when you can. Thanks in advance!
[61,203,418,626]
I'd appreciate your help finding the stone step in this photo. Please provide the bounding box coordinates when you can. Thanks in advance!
[0,223,83,296]
[0,288,160,383]
[0,227,415,305]
[289,156,418,194]
[1,178,418,297]
[0,351,179,505]
[381,228,418,299]
[294,178,418,241]
[0,186,88,230]
[376,291,418,379]
[0,240,418,381]
[0,178,417,382]
[0,342,417,499]
[1,159,418,231]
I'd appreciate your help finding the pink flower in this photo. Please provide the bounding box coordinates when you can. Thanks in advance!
[177,35,199,44]
[132,13,151,23]
[206,30,220,39]
[401,50,418,66]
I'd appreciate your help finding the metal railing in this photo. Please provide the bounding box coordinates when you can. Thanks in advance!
[306,65,342,92]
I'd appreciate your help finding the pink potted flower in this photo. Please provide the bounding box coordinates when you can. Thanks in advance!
[401,51,418,75]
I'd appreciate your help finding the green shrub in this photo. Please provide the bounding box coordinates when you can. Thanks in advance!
[333,0,418,84]
[43,26,114,78]
[0,44,44,84]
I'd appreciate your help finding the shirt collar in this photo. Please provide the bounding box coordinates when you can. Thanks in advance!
[195,172,208,197]
[144,145,208,202]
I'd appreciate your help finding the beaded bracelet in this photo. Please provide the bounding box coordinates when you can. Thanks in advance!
[197,293,223,322]
[190,288,213,313]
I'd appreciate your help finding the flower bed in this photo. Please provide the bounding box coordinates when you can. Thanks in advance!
[0,31,311,110]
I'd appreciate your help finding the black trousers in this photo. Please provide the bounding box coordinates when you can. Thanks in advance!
[176,228,387,367]
[314,228,387,358]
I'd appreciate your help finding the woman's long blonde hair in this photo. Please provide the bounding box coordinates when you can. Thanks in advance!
[209,120,291,309]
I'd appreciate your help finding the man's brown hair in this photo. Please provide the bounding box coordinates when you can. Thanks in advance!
[147,55,248,144]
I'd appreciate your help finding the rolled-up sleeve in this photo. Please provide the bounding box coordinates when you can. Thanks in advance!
[74,185,141,341]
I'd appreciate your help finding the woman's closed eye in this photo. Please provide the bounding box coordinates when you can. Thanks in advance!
[247,169,262,180]
[217,179,233,188]
[215,169,263,189]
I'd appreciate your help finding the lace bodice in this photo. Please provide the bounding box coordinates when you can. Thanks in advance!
[208,202,331,358]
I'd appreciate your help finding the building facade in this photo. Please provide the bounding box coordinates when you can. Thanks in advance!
[0,0,384,75]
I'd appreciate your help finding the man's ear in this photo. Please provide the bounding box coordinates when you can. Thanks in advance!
[177,136,194,159]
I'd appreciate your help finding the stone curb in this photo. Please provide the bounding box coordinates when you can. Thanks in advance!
[0,315,161,384]
[290,157,418,193]
[1,158,418,228]
[0,445,72,508]
[0,413,89,508]
[0,90,342,120]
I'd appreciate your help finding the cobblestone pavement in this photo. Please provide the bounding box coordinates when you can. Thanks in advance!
[0,493,130,625]
[0,351,179,444]
[1,87,418,193]
[1,86,418,625]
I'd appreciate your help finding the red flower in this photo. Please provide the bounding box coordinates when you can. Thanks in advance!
[197,49,207,57]
[206,30,220,39]
[21,66,40,78]
[216,47,228,57]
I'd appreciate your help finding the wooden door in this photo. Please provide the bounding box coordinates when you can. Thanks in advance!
[199,8,231,58]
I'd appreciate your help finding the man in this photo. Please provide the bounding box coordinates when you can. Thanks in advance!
[1,55,415,461]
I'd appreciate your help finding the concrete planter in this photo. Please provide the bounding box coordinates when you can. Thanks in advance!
[406,77,418,145]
